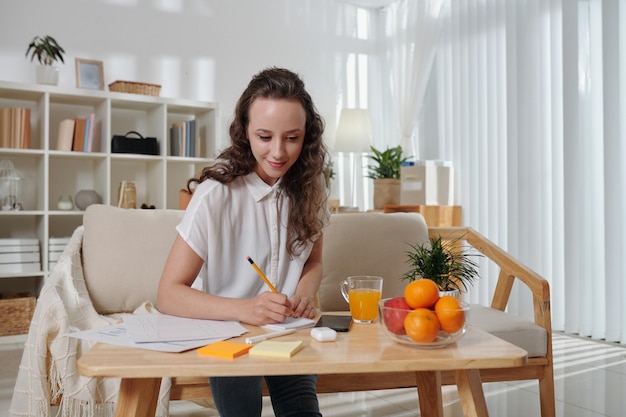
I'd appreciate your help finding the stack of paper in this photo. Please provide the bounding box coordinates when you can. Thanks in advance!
[69,314,248,353]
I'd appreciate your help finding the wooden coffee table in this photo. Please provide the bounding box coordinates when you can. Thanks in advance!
[78,319,527,417]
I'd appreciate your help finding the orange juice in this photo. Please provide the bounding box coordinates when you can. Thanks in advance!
[348,289,382,321]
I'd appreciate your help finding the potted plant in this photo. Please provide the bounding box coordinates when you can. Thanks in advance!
[402,236,482,295]
[366,145,409,210]
[25,35,65,86]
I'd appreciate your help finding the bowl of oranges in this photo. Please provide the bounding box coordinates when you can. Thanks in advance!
[378,279,470,348]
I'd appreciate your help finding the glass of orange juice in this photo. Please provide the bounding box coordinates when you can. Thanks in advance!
[340,276,383,323]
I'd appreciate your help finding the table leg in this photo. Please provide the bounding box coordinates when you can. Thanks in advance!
[415,371,443,417]
[114,377,162,417]
[455,369,489,417]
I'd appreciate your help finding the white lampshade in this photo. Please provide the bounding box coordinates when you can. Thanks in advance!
[334,109,373,153]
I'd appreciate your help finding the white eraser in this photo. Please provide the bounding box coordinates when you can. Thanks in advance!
[310,327,337,342]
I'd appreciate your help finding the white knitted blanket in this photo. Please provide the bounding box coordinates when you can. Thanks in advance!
[8,226,172,417]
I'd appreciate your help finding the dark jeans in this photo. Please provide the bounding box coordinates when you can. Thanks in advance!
[209,374,321,417]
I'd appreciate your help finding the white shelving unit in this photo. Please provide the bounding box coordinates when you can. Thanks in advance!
[0,81,219,297]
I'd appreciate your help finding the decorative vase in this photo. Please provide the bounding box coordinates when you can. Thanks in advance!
[373,178,401,210]
[74,189,102,211]
[35,65,60,86]
[56,195,73,210]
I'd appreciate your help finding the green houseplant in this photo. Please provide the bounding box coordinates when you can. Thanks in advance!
[366,145,409,210]
[25,35,65,85]
[402,236,482,293]
[366,145,408,180]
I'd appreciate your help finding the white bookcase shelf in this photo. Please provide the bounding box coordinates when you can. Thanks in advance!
[0,81,219,297]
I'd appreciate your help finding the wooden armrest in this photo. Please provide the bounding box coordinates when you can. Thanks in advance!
[428,227,552,334]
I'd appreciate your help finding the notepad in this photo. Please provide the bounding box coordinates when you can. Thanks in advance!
[263,316,316,331]
[197,340,253,358]
[248,340,304,359]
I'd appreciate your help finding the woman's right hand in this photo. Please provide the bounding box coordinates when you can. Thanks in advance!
[238,291,294,325]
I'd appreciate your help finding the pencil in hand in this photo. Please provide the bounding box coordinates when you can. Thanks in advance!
[246,256,295,316]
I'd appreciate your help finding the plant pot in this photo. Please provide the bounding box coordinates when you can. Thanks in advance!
[373,178,401,210]
[439,289,460,299]
[35,65,59,85]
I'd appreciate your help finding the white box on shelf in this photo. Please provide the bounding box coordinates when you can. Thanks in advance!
[424,161,454,206]
[0,252,40,263]
[48,251,62,262]
[400,163,426,205]
[48,237,71,245]
[48,244,68,252]
[0,262,41,274]
[0,245,39,253]
[0,238,39,247]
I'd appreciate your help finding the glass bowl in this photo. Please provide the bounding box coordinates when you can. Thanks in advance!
[378,297,470,348]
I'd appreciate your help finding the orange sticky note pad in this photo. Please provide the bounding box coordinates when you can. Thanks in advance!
[197,340,253,359]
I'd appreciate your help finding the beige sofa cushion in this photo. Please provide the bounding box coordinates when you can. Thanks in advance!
[318,212,429,311]
[82,204,183,314]
[469,304,547,357]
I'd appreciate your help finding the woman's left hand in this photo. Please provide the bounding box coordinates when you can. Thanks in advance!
[289,295,317,318]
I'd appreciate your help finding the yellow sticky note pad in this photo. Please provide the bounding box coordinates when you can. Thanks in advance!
[249,340,304,359]
[197,340,253,359]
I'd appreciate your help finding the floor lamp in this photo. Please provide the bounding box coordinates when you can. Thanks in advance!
[334,109,373,210]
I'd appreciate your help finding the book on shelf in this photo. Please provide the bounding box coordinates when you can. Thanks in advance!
[72,118,86,152]
[83,115,91,152]
[169,120,198,157]
[56,119,75,151]
[186,119,197,157]
[85,113,95,152]
[0,107,31,149]
[170,124,183,156]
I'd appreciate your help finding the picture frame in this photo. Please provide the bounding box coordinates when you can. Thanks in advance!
[75,58,104,90]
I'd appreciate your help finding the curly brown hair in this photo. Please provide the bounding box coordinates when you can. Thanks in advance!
[188,67,329,256]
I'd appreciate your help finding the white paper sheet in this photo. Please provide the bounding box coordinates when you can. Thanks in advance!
[68,323,228,353]
[122,313,248,343]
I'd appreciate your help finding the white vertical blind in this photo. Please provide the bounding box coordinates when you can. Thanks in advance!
[409,0,626,343]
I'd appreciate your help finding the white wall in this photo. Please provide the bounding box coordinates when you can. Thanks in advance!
[0,0,380,152]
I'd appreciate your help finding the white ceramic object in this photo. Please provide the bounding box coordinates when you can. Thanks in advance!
[36,65,60,85]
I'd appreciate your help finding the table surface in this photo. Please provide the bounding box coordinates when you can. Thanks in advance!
[78,319,527,379]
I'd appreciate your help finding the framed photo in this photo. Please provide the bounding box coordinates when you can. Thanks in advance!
[75,58,104,90]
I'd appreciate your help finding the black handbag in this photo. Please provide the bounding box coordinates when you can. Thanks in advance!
[111,131,159,155]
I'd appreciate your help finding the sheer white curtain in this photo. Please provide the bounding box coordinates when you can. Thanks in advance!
[418,0,626,343]
[382,0,446,159]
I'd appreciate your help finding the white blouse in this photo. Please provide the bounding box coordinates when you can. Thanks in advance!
[177,172,315,298]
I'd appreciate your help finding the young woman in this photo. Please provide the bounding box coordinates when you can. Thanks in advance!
[157,67,328,417]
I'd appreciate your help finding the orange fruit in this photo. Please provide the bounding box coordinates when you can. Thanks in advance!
[434,296,465,333]
[403,279,440,309]
[404,308,441,343]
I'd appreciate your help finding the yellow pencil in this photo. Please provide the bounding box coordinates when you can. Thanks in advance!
[246,256,295,315]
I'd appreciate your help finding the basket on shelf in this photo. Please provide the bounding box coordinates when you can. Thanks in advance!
[108,80,161,97]
[0,293,36,336]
